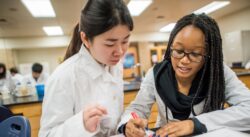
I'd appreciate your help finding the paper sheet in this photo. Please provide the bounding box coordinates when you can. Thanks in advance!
[195,128,250,137]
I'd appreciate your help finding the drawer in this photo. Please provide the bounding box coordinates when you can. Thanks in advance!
[238,76,250,89]
[9,103,42,117]
[32,128,39,137]
[124,91,138,104]
[148,111,158,123]
[151,103,158,112]
[29,116,41,130]
[148,122,156,128]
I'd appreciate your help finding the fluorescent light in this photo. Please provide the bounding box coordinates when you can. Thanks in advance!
[160,23,176,32]
[43,26,63,36]
[127,0,153,16]
[193,1,230,15]
[21,0,56,17]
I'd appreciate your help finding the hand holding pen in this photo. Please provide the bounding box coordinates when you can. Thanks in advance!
[125,112,148,137]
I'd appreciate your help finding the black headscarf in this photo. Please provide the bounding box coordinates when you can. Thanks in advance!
[153,60,207,120]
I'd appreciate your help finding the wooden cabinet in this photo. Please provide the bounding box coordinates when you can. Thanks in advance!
[8,103,42,137]
[232,68,250,89]
[124,91,158,128]
[150,46,166,66]
[238,75,250,89]
[123,43,141,80]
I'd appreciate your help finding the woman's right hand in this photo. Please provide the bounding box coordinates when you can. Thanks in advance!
[83,105,107,132]
[125,118,147,137]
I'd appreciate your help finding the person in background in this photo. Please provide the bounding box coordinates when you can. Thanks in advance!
[118,13,250,137]
[245,60,250,70]
[24,63,49,85]
[10,67,24,84]
[0,63,15,93]
[39,0,133,137]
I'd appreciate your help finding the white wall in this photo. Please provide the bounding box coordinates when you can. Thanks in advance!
[14,47,67,74]
[217,7,250,66]
[0,49,15,68]
[0,36,71,49]
[217,8,250,36]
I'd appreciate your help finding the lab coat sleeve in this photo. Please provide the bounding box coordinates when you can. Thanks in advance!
[39,73,99,137]
[118,68,156,127]
[6,71,16,92]
[196,64,250,132]
[8,76,16,93]
[42,73,50,85]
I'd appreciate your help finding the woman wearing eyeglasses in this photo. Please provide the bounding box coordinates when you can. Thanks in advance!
[118,13,250,137]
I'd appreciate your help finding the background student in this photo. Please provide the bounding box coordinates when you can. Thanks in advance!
[0,63,15,94]
[24,63,49,86]
[118,13,250,137]
[10,67,24,84]
[39,0,133,137]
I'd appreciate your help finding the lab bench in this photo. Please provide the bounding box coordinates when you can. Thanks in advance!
[0,82,157,137]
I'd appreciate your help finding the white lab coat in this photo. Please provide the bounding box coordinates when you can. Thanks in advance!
[11,73,24,85]
[24,72,49,86]
[0,71,15,93]
[119,63,250,132]
[39,45,124,137]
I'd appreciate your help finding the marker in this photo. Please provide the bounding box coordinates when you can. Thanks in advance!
[131,112,139,119]
[131,112,152,137]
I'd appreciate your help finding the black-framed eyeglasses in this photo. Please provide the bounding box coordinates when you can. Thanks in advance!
[170,48,209,63]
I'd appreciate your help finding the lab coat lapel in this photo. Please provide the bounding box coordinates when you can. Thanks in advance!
[78,45,104,80]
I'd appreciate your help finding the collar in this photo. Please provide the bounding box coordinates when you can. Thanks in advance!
[77,44,105,80]
[77,44,121,83]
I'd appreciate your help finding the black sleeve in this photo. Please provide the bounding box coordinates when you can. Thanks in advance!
[118,123,127,135]
[191,118,207,135]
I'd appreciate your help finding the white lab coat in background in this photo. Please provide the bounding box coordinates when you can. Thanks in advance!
[0,71,15,93]
[245,60,250,69]
[11,73,24,85]
[24,72,49,85]
[39,45,124,137]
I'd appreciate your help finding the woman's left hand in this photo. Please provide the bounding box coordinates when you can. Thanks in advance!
[156,120,194,137]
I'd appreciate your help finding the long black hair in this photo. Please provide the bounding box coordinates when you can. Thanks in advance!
[64,0,133,61]
[0,63,7,79]
[164,13,225,113]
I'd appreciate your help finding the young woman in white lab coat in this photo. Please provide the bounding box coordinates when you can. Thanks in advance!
[118,14,250,137]
[24,63,49,86]
[39,0,133,137]
[0,63,15,93]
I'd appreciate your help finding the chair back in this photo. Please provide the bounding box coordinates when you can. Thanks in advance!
[0,116,31,137]
[0,105,13,122]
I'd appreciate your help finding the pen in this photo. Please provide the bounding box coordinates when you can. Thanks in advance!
[131,112,165,137]
[131,112,152,137]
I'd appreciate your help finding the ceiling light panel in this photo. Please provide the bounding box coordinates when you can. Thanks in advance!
[127,0,153,16]
[21,0,56,17]
[160,23,176,32]
[43,26,63,36]
[193,1,230,15]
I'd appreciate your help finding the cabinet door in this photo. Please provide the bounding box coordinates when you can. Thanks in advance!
[150,49,158,65]
[150,46,166,66]
[123,44,140,79]
[238,75,250,89]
